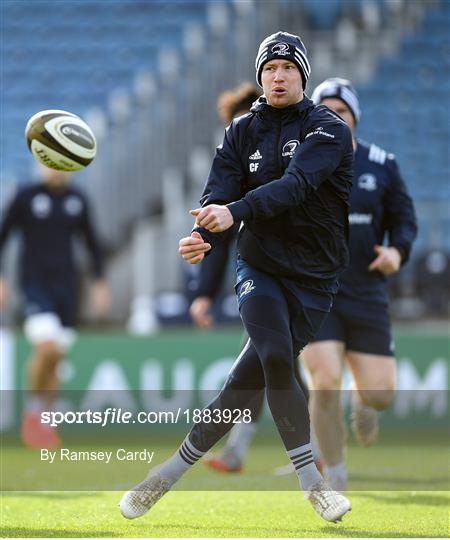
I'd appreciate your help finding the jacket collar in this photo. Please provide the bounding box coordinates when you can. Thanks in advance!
[251,95,314,119]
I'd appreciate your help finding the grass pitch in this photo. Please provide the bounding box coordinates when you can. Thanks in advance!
[2,489,449,538]
[1,430,449,537]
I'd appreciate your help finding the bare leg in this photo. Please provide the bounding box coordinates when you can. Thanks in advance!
[346,352,396,447]
[21,340,62,448]
[27,340,62,407]
[346,352,396,410]
[302,341,346,466]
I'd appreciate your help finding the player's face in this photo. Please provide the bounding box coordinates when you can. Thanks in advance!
[40,166,72,189]
[320,97,356,130]
[261,59,303,108]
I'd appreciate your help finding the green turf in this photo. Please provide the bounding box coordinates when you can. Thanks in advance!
[1,430,449,537]
[2,429,448,492]
[1,490,449,538]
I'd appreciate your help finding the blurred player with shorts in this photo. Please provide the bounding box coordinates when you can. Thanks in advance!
[0,166,110,449]
[300,78,417,491]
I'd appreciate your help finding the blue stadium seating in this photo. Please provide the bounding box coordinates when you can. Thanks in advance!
[2,0,208,184]
[301,0,343,30]
[3,0,449,226]
[357,1,450,217]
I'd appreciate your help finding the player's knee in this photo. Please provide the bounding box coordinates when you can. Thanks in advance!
[359,385,395,410]
[309,372,341,408]
[224,372,265,392]
[313,386,341,409]
[312,369,341,391]
[34,340,61,367]
[260,342,293,388]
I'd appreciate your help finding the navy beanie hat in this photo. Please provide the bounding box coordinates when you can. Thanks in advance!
[311,77,361,123]
[255,31,311,89]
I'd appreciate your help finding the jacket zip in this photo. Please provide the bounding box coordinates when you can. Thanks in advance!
[275,116,283,177]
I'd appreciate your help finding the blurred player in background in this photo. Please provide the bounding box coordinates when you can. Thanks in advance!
[300,78,417,491]
[0,165,111,449]
[121,31,353,523]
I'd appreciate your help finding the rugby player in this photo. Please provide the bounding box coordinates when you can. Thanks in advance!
[0,166,110,448]
[120,32,353,523]
[301,78,417,491]
[190,82,315,474]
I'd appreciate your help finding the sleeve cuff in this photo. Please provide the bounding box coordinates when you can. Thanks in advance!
[226,199,252,222]
[191,226,214,256]
[391,244,407,264]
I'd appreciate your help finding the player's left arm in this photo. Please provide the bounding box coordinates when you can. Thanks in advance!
[384,156,417,265]
[370,157,417,274]
[193,118,353,231]
[79,195,111,317]
[79,195,104,277]
[226,119,353,223]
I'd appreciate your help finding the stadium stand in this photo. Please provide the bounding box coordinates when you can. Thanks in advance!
[2,0,449,322]
[2,0,207,185]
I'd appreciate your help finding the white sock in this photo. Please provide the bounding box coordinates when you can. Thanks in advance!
[310,424,323,462]
[287,442,322,491]
[324,461,347,479]
[158,436,205,485]
[223,421,258,464]
[324,461,348,491]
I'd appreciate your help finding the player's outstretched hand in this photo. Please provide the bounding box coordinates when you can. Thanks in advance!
[368,245,401,275]
[190,204,234,233]
[179,231,211,265]
[190,296,214,328]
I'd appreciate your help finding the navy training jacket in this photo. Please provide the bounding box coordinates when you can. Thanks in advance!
[0,182,104,286]
[196,96,354,286]
[193,138,417,304]
[339,139,417,304]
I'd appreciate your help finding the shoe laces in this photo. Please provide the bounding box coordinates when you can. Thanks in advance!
[308,481,342,511]
[311,489,337,510]
[137,479,170,506]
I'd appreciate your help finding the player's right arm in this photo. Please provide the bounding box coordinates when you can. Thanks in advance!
[192,121,245,248]
[179,120,243,261]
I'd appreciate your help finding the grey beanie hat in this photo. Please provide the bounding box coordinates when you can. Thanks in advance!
[255,31,311,89]
[311,77,361,123]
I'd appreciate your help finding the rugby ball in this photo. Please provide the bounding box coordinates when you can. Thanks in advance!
[25,110,97,171]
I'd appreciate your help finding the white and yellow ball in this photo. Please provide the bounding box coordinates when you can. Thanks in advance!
[25,110,96,171]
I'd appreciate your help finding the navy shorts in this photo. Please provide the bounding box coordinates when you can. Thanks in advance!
[311,294,394,356]
[23,283,77,327]
[235,257,335,355]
